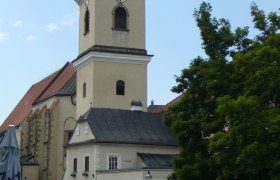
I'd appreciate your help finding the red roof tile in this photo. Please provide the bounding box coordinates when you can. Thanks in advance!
[34,63,76,103]
[0,63,75,133]
[153,94,183,113]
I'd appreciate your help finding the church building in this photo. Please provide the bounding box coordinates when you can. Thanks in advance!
[0,0,179,179]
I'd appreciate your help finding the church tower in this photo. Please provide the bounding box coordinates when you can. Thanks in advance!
[73,0,152,117]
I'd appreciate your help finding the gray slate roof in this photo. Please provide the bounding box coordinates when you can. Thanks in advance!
[147,105,163,113]
[57,73,76,95]
[80,108,178,146]
[138,153,176,169]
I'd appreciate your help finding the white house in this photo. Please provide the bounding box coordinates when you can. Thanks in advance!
[63,107,179,180]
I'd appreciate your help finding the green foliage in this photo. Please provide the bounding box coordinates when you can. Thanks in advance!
[165,2,280,180]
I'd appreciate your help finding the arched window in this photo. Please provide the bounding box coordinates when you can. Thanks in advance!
[114,7,127,29]
[83,83,86,98]
[84,8,90,35]
[116,80,125,95]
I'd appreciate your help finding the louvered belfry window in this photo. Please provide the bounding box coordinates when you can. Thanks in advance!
[114,7,127,29]
[84,8,90,34]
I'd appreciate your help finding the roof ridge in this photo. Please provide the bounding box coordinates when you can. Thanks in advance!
[33,62,70,105]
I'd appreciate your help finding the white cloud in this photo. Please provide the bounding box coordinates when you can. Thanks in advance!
[11,20,23,28]
[25,35,36,41]
[47,23,59,32]
[60,12,78,27]
[0,32,7,42]
[44,11,78,33]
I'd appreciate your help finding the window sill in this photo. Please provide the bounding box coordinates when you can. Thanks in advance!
[82,172,89,176]
[112,28,129,32]
[70,172,76,177]
[83,31,89,36]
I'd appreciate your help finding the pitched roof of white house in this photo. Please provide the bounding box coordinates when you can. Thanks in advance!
[78,108,178,146]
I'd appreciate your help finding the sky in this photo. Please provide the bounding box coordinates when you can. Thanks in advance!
[0,0,279,125]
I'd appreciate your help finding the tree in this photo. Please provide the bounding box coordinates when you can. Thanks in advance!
[165,2,280,180]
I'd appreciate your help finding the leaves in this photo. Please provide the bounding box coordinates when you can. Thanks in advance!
[165,2,280,179]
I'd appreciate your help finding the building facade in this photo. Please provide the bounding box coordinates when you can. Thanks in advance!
[0,0,179,179]
[63,108,179,180]
[73,0,152,118]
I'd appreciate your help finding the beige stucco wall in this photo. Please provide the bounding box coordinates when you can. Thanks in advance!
[78,0,146,54]
[76,60,148,118]
[19,96,76,180]
[76,62,94,118]
[22,165,39,180]
[93,61,147,111]
[48,97,76,179]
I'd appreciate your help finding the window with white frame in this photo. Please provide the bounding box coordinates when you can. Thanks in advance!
[107,153,121,170]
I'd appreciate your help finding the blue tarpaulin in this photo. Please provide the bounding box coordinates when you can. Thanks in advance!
[0,125,20,180]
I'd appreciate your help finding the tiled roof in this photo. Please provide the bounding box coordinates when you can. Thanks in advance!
[57,73,76,96]
[138,153,176,169]
[147,105,163,113]
[0,62,76,133]
[34,63,76,104]
[153,94,184,113]
[79,108,178,146]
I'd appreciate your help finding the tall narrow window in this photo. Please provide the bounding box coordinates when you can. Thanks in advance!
[114,7,127,29]
[116,80,125,95]
[44,111,50,142]
[85,156,89,172]
[73,158,77,172]
[83,83,86,98]
[84,8,90,35]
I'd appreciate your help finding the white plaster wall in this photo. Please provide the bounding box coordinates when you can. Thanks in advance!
[64,143,179,180]
[69,121,94,144]
[96,169,172,180]
[97,144,179,170]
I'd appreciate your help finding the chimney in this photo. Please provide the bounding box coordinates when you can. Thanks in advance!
[131,100,143,112]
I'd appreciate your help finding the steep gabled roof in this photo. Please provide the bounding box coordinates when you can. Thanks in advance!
[57,73,76,96]
[34,63,76,104]
[79,108,178,146]
[0,62,76,133]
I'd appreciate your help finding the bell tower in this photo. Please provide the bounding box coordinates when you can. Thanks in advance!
[76,0,146,54]
[73,0,152,117]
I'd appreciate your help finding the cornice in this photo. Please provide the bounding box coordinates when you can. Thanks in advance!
[73,51,152,70]
[74,0,85,6]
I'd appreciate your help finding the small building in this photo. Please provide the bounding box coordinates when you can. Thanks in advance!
[64,107,179,180]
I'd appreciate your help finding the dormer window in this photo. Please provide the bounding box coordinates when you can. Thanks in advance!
[84,8,90,35]
[113,6,128,30]
[116,80,125,95]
